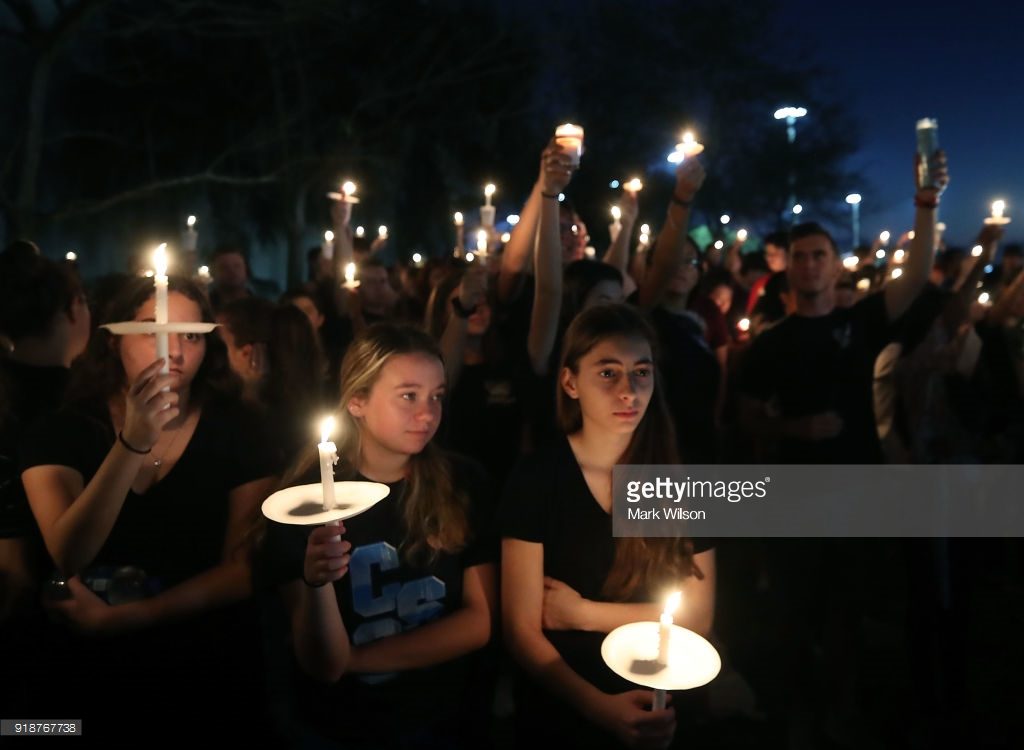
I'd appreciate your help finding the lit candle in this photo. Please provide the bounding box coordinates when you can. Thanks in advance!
[476,229,488,255]
[342,181,357,202]
[584,246,596,259]
[736,228,748,242]
[856,278,871,291]
[412,252,423,265]
[972,245,983,258]
[453,212,465,257]
[879,230,890,244]
[355,226,365,238]
[197,265,210,280]
[378,225,388,240]
[343,262,359,290]
[892,268,903,279]
[317,416,338,512]
[465,252,476,263]
[986,199,1011,225]
[507,214,520,226]
[624,177,643,194]
[610,205,622,243]
[893,249,905,264]
[843,255,859,270]
[978,292,991,305]
[501,232,512,243]
[153,243,169,375]
[555,123,585,167]
[654,591,682,710]
[713,240,724,251]
[65,251,77,262]
[481,186,496,227]
[720,214,731,225]
[875,249,886,260]
[184,215,198,252]
[454,211,464,227]
[738,317,751,332]
[322,230,335,260]
[667,131,705,163]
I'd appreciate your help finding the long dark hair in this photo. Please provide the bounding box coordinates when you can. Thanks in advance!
[282,323,470,563]
[65,275,239,407]
[0,242,83,341]
[556,303,704,600]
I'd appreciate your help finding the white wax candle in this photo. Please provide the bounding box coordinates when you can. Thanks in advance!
[322,230,335,260]
[476,229,488,254]
[555,123,585,167]
[610,206,622,243]
[653,591,681,711]
[343,262,359,290]
[484,184,496,208]
[153,244,169,374]
[184,216,198,252]
[318,417,338,512]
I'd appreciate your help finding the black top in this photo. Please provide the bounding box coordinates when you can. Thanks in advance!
[500,435,713,740]
[737,292,892,463]
[649,306,721,463]
[20,396,273,588]
[255,454,498,746]
[442,361,524,487]
[0,359,69,538]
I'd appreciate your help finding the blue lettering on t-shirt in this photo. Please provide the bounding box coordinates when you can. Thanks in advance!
[348,541,448,684]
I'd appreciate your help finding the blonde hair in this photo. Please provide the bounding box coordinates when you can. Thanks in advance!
[284,323,470,563]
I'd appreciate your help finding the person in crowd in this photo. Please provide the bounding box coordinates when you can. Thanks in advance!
[426,263,526,486]
[258,323,497,749]
[502,304,715,749]
[351,257,400,329]
[737,151,949,464]
[0,243,90,714]
[209,243,257,311]
[217,296,328,468]
[19,276,276,741]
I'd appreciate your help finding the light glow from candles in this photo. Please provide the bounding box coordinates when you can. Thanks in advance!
[555,123,585,166]
[342,181,357,197]
[412,252,423,264]
[972,245,983,257]
[640,224,651,235]
[324,230,334,242]
[476,229,488,253]
[320,416,335,444]
[792,204,803,215]
[737,229,748,242]
[317,416,338,512]
[857,278,871,291]
[667,130,704,163]
[507,214,520,225]
[880,230,890,243]
[892,268,903,279]
[714,240,724,250]
[992,200,1006,219]
[152,243,169,374]
[344,262,357,285]
[894,249,906,263]
[153,243,168,279]
[356,226,365,238]
[454,212,464,226]
[198,265,210,278]
[558,193,565,202]
[611,206,622,221]
[187,215,197,228]
[465,252,475,263]
[624,178,643,193]
[484,183,496,207]
[738,317,751,332]
[876,249,886,260]
[720,214,731,225]
[501,232,512,243]
[843,255,859,270]
[65,251,77,261]
[378,225,388,238]
[979,292,991,304]
[908,230,916,240]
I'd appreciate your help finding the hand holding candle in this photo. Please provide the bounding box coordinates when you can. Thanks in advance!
[985,199,1011,226]
[343,262,359,291]
[667,131,705,164]
[317,416,339,513]
[654,591,682,710]
[554,123,585,167]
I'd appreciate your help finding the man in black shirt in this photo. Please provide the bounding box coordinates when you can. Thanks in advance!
[738,153,949,463]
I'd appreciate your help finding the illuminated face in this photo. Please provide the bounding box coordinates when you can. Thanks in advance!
[709,284,733,315]
[764,242,788,273]
[120,291,205,393]
[787,234,840,298]
[561,335,654,437]
[559,209,587,264]
[348,353,446,458]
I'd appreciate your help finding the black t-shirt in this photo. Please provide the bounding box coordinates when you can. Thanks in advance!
[0,359,69,538]
[20,397,273,588]
[500,436,714,740]
[442,361,524,487]
[255,454,498,746]
[737,293,892,463]
[649,307,721,463]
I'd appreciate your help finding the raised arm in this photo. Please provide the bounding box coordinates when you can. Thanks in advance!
[527,141,574,375]
[885,150,949,321]
[602,189,638,296]
[22,360,178,575]
[437,265,487,388]
[638,159,706,309]
[498,183,543,304]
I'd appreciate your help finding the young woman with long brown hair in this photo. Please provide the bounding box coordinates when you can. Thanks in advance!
[501,303,715,749]
[259,323,497,749]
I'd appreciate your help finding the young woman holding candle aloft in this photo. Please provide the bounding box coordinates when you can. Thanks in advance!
[501,304,715,750]
[19,276,277,742]
[257,323,497,749]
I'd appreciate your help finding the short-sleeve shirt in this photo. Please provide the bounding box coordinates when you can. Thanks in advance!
[737,292,892,463]
[500,435,714,695]
[255,454,498,745]
[20,397,274,587]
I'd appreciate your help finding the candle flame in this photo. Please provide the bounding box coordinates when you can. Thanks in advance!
[857,278,871,291]
[477,229,488,252]
[611,205,621,221]
[454,212,464,226]
[319,416,335,444]
[892,268,903,279]
[843,255,859,270]
[342,181,357,196]
[737,229,748,241]
[714,240,724,250]
[639,233,650,244]
[640,224,651,235]
[345,262,356,283]
[682,131,694,145]
[992,200,1006,218]
[65,251,77,261]
[187,215,197,228]
[894,249,905,263]
[875,249,886,260]
[879,230,890,243]
[908,230,916,240]
[484,184,496,198]
[465,252,475,262]
[979,292,991,304]
[663,591,681,617]
[501,232,512,243]
[972,245,983,257]
[198,265,210,277]
[624,178,643,192]
[738,317,751,332]
[507,214,520,225]
[378,225,388,237]
[324,230,334,242]
[153,243,168,277]
[412,252,423,264]
[355,226,365,238]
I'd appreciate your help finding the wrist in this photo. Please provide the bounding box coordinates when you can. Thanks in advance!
[118,430,152,455]
[541,190,560,200]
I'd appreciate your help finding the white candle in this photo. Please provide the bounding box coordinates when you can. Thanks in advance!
[484,183,496,208]
[153,243,169,374]
[318,416,338,512]
[610,205,622,243]
[343,262,359,290]
[342,181,357,202]
[355,226,365,238]
[667,131,704,163]
[322,230,335,260]
[378,225,388,240]
[624,177,643,194]
[555,123,585,167]
[654,591,681,710]
[481,188,496,228]
[992,200,1006,220]
[476,229,488,254]
[184,215,198,252]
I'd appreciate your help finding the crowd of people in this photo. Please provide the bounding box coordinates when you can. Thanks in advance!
[1,137,1022,749]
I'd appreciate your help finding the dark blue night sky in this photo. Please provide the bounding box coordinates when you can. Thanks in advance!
[779,0,1024,249]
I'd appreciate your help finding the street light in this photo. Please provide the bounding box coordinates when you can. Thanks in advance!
[845,193,862,249]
